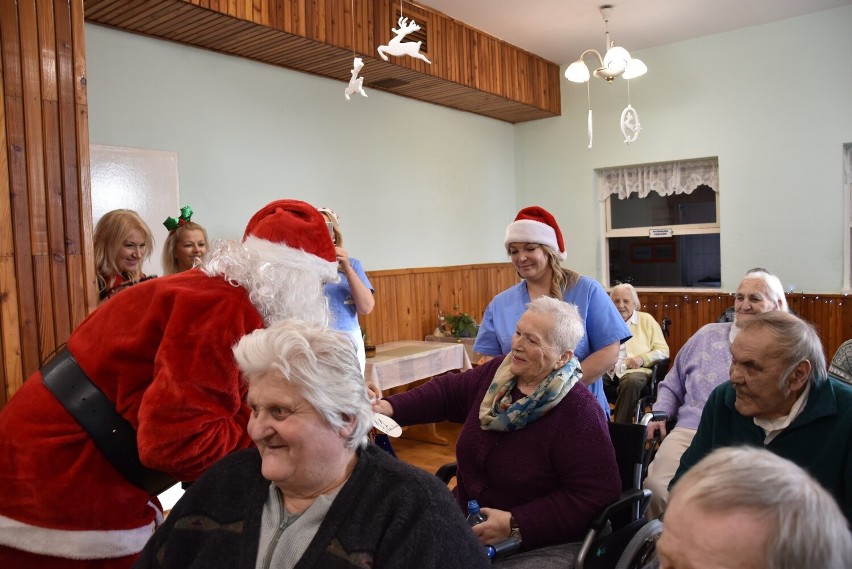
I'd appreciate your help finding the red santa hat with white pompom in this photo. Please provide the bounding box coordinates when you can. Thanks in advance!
[504,206,567,261]
[241,199,339,281]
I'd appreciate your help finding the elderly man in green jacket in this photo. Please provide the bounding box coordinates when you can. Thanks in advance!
[671,311,852,522]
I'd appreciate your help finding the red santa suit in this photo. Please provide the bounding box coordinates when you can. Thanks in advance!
[0,200,337,569]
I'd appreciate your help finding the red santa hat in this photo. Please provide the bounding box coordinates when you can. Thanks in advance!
[243,199,337,263]
[504,206,566,261]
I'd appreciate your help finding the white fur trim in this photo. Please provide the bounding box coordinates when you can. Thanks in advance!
[241,236,339,282]
[504,219,566,259]
[0,507,158,560]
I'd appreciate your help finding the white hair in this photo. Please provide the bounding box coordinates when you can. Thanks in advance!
[674,446,852,569]
[233,319,373,450]
[740,270,788,312]
[737,311,827,388]
[610,282,640,307]
[202,237,338,326]
[525,296,585,354]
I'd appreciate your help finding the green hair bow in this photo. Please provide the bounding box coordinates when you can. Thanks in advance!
[163,205,194,231]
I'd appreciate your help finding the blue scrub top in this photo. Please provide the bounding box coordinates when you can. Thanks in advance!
[473,276,631,416]
[323,257,373,332]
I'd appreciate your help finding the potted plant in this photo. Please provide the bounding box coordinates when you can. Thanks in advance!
[444,308,479,339]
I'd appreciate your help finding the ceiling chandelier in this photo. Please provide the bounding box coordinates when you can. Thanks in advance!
[564,5,647,149]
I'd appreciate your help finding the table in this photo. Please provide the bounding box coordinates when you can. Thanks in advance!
[366,341,471,445]
[365,341,471,392]
[424,334,482,364]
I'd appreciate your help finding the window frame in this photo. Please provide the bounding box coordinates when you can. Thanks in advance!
[599,159,721,290]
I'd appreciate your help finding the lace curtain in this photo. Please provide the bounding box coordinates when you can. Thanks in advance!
[599,159,719,201]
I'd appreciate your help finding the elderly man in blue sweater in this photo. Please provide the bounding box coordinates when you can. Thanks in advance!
[671,311,852,523]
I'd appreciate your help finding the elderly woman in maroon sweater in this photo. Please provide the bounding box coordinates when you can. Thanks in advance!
[373,296,620,567]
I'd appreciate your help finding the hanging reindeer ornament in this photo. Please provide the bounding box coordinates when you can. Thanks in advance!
[377,17,431,64]
[344,57,368,101]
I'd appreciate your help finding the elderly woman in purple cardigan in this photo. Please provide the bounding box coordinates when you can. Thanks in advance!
[373,296,620,568]
[643,269,788,519]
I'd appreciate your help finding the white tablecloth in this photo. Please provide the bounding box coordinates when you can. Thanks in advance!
[365,341,472,391]
[424,334,482,363]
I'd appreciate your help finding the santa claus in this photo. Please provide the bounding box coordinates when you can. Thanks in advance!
[0,199,339,568]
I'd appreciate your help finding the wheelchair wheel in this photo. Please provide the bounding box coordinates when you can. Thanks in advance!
[614,519,663,569]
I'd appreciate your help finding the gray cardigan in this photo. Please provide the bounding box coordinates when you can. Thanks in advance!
[133,445,489,569]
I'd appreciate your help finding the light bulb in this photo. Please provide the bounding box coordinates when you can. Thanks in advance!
[622,58,647,80]
[603,46,630,74]
[565,60,590,83]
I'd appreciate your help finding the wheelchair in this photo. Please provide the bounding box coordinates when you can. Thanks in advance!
[632,358,670,424]
[435,413,664,568]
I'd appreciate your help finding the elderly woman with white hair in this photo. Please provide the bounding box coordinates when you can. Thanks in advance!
[375,297,621,568]
[604,283,669,424]
[644,268,788,519]
[134,320,488,569]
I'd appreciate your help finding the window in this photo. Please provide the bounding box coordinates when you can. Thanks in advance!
[600,158,720,288]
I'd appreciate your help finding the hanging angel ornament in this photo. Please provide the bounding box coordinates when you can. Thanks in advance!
[620,79,642,145]
[377,17,431,64]
[621,104,641,144]
[344,57,368,101]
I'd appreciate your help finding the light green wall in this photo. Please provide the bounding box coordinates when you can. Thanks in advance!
[86,5,852,291]
[516,5,852,292]
[85,24,517,271]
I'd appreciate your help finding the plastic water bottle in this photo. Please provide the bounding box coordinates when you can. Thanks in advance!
[467,500,487,527]
[484,537,521,559]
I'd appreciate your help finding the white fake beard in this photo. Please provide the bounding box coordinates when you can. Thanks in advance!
[203,237,339,327]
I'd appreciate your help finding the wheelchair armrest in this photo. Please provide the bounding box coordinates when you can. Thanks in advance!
[640,412,669,426]
[587,488,652,532]
[435,462,458,483]
[576,489,653,569]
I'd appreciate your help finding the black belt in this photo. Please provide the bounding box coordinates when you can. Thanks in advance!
[41,348,177,495]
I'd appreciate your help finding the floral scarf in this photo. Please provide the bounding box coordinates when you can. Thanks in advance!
[479,356,582,432]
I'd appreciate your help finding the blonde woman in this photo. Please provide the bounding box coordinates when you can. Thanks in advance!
[94,209,154,302]
[318,207,375,373]
[473,206,630,418]
[161,206,208,274]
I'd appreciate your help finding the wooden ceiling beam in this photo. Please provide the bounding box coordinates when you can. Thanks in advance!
[83,0,561,123]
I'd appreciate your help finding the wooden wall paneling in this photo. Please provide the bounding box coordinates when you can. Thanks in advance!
[360,264,518,346]
[255,0,269,24]
[41,0,74,347]
[55,0,87,326]
[397,271,413,342]
[448,16,463,85]
[71,0,98,316]
[1,0,42,380]
[356,0,372,55]
[0,49,21,406]
[282,0,307,38]
[0,0,96,406]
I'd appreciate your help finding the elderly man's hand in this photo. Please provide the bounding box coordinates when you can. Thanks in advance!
[646,420,668,441]
[472,508,512,545]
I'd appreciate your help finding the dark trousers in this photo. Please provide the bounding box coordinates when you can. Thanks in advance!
[604,371,650,424]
